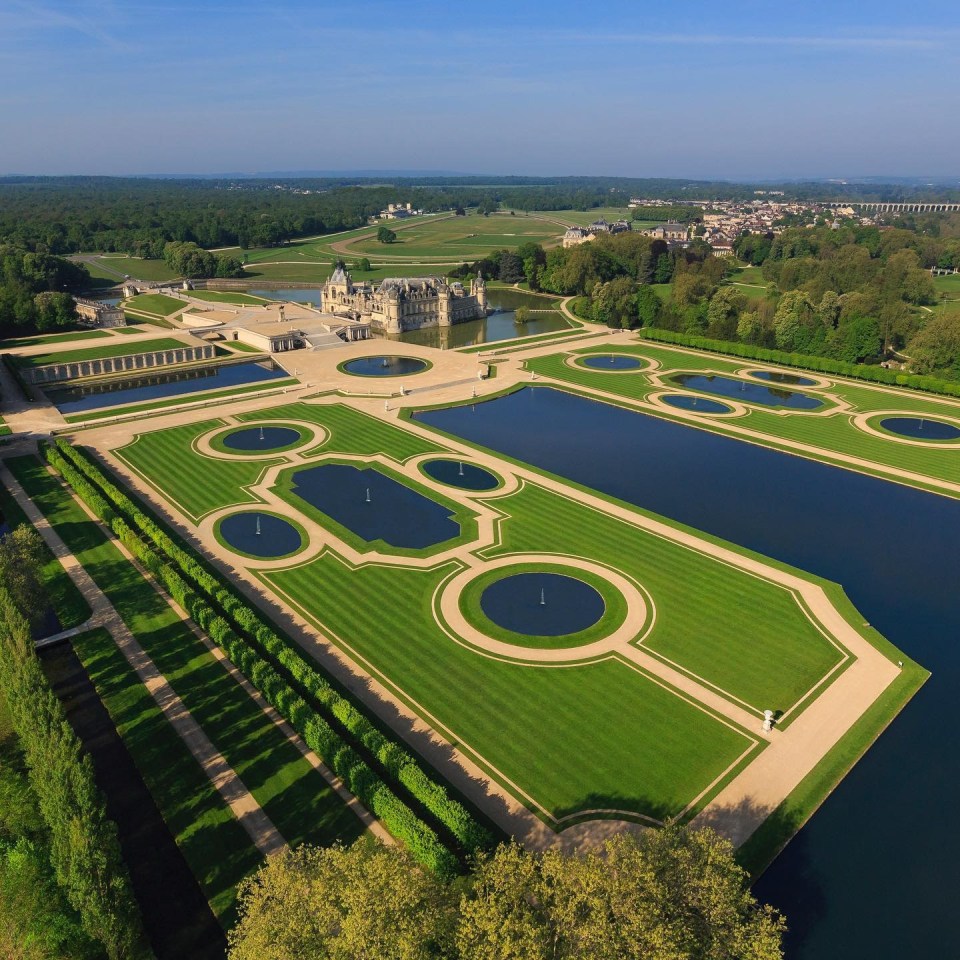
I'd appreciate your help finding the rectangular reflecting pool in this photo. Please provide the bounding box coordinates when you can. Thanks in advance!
[45,360,289,414]
[415,385,959,960]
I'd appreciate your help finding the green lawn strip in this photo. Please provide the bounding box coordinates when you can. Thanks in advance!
[458,327,584,354]
[272,457,478,560]
[0,423,10,438]
[187,290,272,305]
[16,336,187,368]
[92,257,178,282]
[71,627,261,923]
[63,378,298,425]
[115,326,148,335]
[8,454,364,853]
[2,329,111,349]
[528,344,960,488]
[124,294,185,317]
[235,400,447,461]
[0,475,91,629]
[483,481,844,717]
[223,340,267,354]
[113,419,284,520]
[737,656,927,877]
[123,310,175,328]
[262,553,759,825]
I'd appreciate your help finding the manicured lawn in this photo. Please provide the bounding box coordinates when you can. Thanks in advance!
[264,552,760,824]
[526,341,960,492]
[17,337,186,368]
[92,256,178,282]
[124,293,185,317]
[0,475,91,630]
[187,290,271,305]
[933,273,960,299]
[114,419,284,520]
[10,455,363,903]
[72,627,262,922]
[2,329,111,349]
[224,340,267,354]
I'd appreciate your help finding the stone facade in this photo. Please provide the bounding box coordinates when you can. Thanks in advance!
[26,343,217,384]
[74,298,126,328]
[322,266,487,335]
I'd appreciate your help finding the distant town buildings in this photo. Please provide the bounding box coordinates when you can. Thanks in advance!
[642,222,689,242]
[322,265,487,334]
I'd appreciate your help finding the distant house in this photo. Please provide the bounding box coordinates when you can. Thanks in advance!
[562,227,590,248]
[644,221,688,242]
[74,298,126,328]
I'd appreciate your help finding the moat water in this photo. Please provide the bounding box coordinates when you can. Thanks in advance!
[480,572,605,636]
[248,288,323,307]
[290,463,460,549]
[670,373,824,409]
[46,360,288,413]
[415,385,960,960]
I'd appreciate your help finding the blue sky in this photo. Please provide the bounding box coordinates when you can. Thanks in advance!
[0,0,957,179]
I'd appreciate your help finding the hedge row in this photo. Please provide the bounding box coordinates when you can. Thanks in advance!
[51,439,492,855]
[45,443,475,874]
[0,581,144,959]
[640,328,960,398]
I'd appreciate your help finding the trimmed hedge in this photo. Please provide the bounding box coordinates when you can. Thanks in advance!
[0,580,144,958]
[639,328,960,398]
[47,442,491,870]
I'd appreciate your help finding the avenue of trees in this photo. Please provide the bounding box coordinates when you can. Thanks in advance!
[0,525,144,959]
[227,830,785,960]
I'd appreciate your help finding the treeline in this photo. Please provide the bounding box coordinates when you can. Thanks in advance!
[0,242,90,336]
[0,532,144,958]
[162,241,244,279]
[45,440,494,876]
[227,832,785,959]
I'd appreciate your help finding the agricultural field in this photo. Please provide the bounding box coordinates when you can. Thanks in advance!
[525,340,960,495]
[101,395,901,838]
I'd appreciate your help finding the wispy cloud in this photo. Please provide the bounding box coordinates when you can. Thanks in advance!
[0,0,134,52]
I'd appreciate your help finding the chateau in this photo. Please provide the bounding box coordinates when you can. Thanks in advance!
[322,266,487,334]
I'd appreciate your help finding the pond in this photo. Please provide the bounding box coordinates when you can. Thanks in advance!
[480,572,605,636]
[289,463,460,549]
[880,416,960,441]
[248,288,322,308]
[46,360,289,414]
[217,512,303,558]
[580,354,644,370]
[661,394,734,414]
[340,356,428,377]
[670,373,824,410]
[750,370,819,387]
[221,426,303,452]
[390,289,571,349]
[422,458,499,491]
[415,385,960,960]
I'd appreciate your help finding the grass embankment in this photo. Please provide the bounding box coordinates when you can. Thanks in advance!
[526,342,960,493]
[7,454,364,918]
[187,291,272,306]
[16,337,187,369]
[124,294,185,318]
[2,329,112,349]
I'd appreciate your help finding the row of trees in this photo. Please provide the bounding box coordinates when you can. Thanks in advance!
[228,831,785,960]
[161,241,244,279]
[0,525,143,958]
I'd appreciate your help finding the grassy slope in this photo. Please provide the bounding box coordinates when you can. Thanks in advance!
[9,454,363,853]
[527,342,960,489]
[124,294,185,317]
[92,256,178,282]
[187,290,271,305]
[2,329,112,348]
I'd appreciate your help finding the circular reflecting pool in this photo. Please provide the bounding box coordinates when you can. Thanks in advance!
[480,572,605,636]
[341,356,428,377]
[580,354,643,370]
[222,426,303,451]
[662,394,734,414]
[422,458,499,490]
[218,512,303,558]
[750,370,819,387]
[880,417,960,441]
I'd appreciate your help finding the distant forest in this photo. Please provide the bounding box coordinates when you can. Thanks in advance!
[1,175,958,258]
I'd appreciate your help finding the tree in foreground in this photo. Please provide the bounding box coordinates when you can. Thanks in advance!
[228,826,784,960]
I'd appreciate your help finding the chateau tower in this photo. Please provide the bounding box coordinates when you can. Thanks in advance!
[437,279,451,327]
[471,271,487,311]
